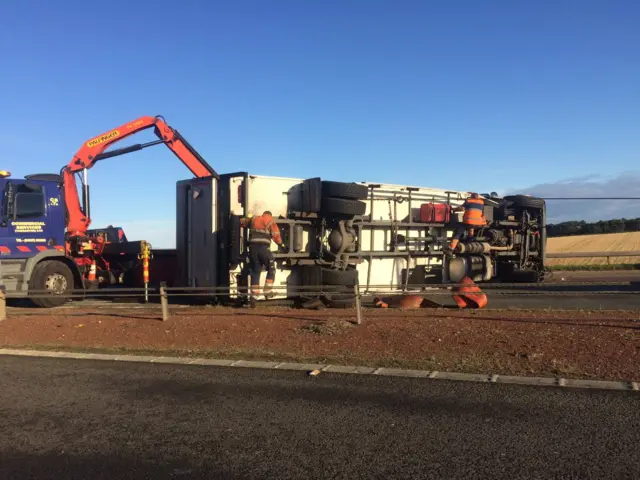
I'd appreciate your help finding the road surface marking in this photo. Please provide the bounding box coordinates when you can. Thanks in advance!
[0,348,636,393]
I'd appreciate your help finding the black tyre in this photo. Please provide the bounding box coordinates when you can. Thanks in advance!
[319,283,356,308]
[321,181,368,200]
[28,260,74,308]
[302,178,322,213]
[321,198,367,216]
[503,195,545,209]
[296,265,322,295]
[320,266,359,286]
[228,215,241,268]
[510,270,540,283]
[322,294,356,309]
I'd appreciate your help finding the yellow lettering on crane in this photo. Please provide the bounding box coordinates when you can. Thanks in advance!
[86,130,120,148]
[126,120,145,129]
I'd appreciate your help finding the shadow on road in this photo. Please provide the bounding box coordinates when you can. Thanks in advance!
[0,451,230,480]
[126,373,562,423]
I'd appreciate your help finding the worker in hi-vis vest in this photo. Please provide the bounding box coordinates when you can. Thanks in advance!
[239,211,285,306]
[447,193,486,252]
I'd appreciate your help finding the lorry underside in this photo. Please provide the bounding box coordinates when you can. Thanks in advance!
[177,174,547,308]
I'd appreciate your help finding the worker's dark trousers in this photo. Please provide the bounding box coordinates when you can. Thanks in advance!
[450,224,477,249]
[248,244,276,296]
[452,224,475,242]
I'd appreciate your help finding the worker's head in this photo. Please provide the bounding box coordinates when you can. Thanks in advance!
[263,211,272,218]
[470,193,480,199]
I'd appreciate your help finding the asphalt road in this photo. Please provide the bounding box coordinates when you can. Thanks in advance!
[545,270,640,284]
[1,356,639,479]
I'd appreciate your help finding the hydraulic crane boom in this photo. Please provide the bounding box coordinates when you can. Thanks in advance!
[63,115,217,237]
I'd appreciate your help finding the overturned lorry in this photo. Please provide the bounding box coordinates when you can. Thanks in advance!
[175,173,547,307]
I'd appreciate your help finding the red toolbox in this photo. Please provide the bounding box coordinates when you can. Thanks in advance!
[419,203,450,223]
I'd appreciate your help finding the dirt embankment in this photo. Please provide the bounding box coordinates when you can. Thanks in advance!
[2,306,639,381]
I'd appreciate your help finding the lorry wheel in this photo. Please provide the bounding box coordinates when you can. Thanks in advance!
[510,270,540,283]
[315,283,357,308]
[322,293,357,309]
[228,215,241,269]
[28,260,74,308]
[302,178,323,213]
[320,266,359,286]
[503,195,545,209]
[321,198,367,216]
[321,181,368,200]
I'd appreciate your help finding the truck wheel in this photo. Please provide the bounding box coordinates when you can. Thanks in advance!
[228,215,241,269]
[322,293,357,309]
[320,266,359,286]
[321,198,366,216]
[28,260,74,308]
[510,270,540,283]
[503,195,545,209]
[321,181,368,200]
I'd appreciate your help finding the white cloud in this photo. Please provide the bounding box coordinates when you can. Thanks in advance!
[508,171,640,223]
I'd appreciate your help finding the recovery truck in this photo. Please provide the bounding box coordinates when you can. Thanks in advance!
[0,115,547,307]
[0,116,216,306]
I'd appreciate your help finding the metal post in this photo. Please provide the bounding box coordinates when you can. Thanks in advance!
[139,241,152,303]
[0,260,5,321]
[160,282,169,321]
[354,282,362,325]
[0,286,6,322]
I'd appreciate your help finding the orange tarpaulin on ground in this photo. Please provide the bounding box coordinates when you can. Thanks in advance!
[373,295,440,309]
[452,276,488,309]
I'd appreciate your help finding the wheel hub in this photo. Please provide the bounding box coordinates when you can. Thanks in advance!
[45,273,68,294]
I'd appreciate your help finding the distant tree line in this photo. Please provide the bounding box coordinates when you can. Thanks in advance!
[547,218,640,237]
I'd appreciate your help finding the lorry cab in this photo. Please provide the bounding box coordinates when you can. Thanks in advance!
[0,172,66,258]
[0,172,76,306]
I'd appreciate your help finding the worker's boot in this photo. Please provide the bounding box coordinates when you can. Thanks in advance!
[263,279,275,299]
[444,239,458,256]
[247,285,260,308]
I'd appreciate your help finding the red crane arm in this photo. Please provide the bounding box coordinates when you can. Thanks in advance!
[63,115,216,237]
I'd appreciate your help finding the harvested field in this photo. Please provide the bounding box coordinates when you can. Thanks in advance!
[1,305,639,381]
[547,232,640,266]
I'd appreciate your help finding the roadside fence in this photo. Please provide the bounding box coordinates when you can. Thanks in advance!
[1,279,638,324]
[547,251,640,265]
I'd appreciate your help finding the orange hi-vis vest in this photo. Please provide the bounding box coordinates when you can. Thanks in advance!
[245,214,282,246]
[462,197,486,226]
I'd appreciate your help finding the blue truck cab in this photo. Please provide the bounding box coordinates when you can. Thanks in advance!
[0,172,81,306]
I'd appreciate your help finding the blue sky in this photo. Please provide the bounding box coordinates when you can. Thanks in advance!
[1,1,639,246]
